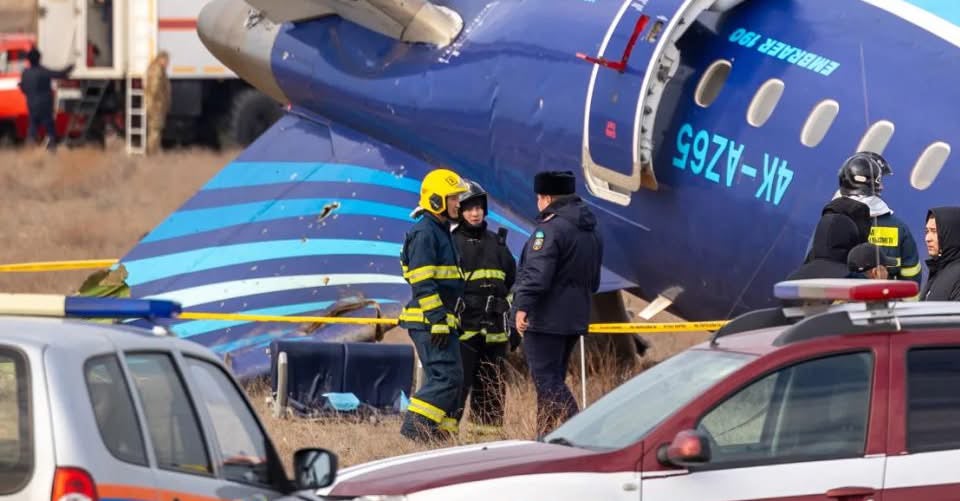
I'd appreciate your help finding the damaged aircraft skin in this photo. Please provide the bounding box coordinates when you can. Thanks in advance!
[114,0,960,378]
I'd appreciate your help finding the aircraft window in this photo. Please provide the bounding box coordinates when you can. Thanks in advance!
[800,99,839,148]
[646,18,666,43]
[910,141,951,190]
[694,60,732,108]
[856,120,895,154]
[746,78,785,128]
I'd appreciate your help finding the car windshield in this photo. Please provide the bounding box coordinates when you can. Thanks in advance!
[544,348,755,450]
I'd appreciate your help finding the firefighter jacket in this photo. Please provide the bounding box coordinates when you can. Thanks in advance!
[398,213,465,334]
[511,195,603,336]
[868,212,922,286]
[452,221,516,343]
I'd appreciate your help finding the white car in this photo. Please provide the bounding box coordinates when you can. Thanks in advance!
[0,293,338,501]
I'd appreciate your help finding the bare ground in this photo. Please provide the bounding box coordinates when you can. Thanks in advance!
[0,145,710,469]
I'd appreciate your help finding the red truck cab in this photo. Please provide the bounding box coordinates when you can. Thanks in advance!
[0,33,72,144]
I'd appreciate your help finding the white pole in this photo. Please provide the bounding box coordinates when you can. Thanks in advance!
[580,336,587,407]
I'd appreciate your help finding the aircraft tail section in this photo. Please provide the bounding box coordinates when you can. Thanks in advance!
[111,112,525,378]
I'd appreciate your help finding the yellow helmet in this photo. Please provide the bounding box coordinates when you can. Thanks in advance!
[419,168,469,215]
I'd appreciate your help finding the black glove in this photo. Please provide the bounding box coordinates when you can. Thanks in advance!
[509,329,521,352]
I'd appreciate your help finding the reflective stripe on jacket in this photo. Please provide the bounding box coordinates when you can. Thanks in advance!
[398,214,465,332]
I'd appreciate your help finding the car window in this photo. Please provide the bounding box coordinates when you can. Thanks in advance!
[546,349,755,450]
[907,347,960,452]
[84,355,148,465]
[125,353,212,476]
[0,348,32,494]
[698,351,873,468]
[185,356,273,486]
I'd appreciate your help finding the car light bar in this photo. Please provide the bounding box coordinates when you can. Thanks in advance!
[0,294,181,319]
[774,279,919,302]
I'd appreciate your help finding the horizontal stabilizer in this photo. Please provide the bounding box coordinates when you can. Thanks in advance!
[242,0,463,47]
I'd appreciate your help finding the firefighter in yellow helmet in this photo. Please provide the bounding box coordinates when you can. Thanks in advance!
[399,168,469,442]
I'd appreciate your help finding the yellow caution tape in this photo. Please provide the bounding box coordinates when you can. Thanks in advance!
[179,311,399,326]
[179,311,726,333]
[0,259,729,333]
[0,259,119,272]
[588,321,727,334]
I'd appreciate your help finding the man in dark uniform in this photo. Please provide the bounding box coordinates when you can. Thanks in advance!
[450,180,517,435]
[801,152,921,288]
[512,170,603,436]
[18,48,74,150]
[837,151,922,286]
[398,168,469,442]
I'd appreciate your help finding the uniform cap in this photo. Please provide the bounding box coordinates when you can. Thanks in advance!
[847,242,897,272]
[534,171,576,196]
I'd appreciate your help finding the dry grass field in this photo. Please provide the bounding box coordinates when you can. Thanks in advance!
[0,145,711,470]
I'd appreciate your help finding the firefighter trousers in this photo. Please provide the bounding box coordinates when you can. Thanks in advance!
[400,328,464,442]
[453,335,507,430]
[523,331,580,437]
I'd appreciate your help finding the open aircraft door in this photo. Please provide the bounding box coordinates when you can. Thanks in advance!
[581,0,744,206]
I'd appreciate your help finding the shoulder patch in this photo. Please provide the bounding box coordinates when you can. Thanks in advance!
[532,230,545,251]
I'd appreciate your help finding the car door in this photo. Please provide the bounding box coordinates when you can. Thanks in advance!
[123,351,286,500]
[882,330,960,499]
[642,345,888,501]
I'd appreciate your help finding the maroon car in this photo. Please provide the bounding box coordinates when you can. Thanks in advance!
[310,279,960,501]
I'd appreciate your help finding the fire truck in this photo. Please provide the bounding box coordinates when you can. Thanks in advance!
[35,0,284,153]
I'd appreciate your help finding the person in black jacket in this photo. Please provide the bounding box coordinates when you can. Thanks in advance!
[920,207,960,301]
[512,170,603,436]
[786,197,871,280]
[450,180,517,435]
[18,48,73,150]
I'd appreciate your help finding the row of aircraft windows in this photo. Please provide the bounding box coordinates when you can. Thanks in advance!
[693,59,951,191]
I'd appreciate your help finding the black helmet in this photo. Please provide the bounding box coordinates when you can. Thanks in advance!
[459,179,488,215]
[838,151,893,196]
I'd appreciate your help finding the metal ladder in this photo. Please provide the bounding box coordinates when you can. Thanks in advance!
[125,0,155,155]
[125,76,146,155]
[64,80,109,146]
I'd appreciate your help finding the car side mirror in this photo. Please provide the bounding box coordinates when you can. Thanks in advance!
[656,429,711,468]
[293,448,338,490]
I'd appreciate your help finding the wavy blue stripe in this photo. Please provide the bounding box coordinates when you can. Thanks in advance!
[123,239,402,286]
[127,254,401,297]
[123,214,408,261]
[142,199,413,243]
[203,162,422,192]
[182,181,415,211]
[142,197,527,243]
[171,298,397,338]
[161,283,408,322]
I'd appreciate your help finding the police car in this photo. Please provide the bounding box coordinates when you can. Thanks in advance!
[0,294,337,501]
[314,279,960,500]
